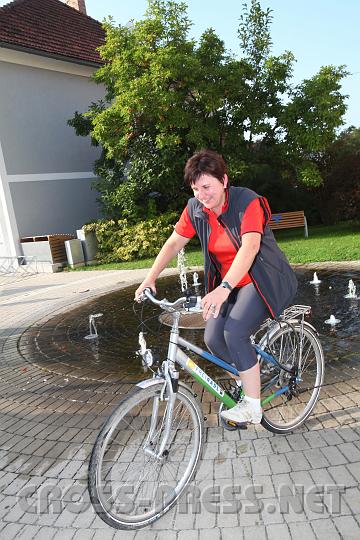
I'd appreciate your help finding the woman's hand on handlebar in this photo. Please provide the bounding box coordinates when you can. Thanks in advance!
[134,279,157,302]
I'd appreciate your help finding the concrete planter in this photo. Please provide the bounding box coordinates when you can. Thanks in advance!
[76,229,98,265]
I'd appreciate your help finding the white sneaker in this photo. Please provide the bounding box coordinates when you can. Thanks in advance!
[220,400,262,425]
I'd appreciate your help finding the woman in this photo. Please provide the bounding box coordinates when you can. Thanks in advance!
[135,150,297,424]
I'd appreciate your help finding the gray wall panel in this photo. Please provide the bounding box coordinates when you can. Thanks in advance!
[0,61,104,175]
[10,178,100,237]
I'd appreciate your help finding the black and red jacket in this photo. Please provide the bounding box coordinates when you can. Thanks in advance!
[187,186,298,318]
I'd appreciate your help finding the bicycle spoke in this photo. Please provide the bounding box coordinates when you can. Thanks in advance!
[260,324,324,433]
[89,383,203,528]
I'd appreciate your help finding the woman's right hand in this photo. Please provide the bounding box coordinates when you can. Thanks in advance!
[134,279,157,302]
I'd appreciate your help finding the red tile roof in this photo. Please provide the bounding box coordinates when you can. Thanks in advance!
[0,0,105,65]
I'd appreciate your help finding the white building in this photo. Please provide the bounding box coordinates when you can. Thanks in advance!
[0,0,105,261]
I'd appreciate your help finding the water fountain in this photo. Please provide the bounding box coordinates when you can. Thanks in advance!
[310,272,321,285]
[177,249,202,313]
[84,313,103,340]
[324,314,341,326]
[344,279,358,299]
[177,248,188,292]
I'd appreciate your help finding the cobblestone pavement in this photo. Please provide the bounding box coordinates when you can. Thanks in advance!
[0,269,360,540]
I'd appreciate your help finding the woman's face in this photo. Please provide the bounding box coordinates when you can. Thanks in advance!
[191,173,228,215]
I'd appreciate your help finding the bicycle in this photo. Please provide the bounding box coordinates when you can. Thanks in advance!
[88,288,324,530]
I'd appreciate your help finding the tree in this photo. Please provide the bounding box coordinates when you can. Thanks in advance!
[315,127,360,223]
[69,0,348,221]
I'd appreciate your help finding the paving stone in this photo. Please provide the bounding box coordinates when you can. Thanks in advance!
[286,451,311,472]
[303,431,327,448]
[253,438,272,456]
[288,521,316,539]
[202,442,219,459]
[35,526,64,540]
[260,498,284,526]
[336,442,360,463]
[214,458,232,479]
[198,528,221,540]
[11,524,42,539]
[0,523,25,540]
[216,507,239,528]
[243,525,267,540]
[268,454,291,475]
[3,504,25,523]
[236,440,255,458]
[206,428,223,443]
[346,462,360,482]
[194,508,216,529]
[173,508,196,530]
[341,487,360,516]
[266,523,290,540]
[270,438,292,454]
[221,527,244,540]
[319,428,344,446]
[320,445,348,466]
[303,449,330,469]
[218,441,237,458]
[72,530,96,540]
[177,530,198,540]
[328,464,358,488]
[310,518,341,539]
[250,456,270,476]
[333,515,360,539]
[194,459,214,480]
[337,427,359,443]
[286,434,311,451]
[112,530,136,539]
[155,532,176,540]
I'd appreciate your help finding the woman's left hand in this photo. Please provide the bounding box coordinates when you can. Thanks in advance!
[201,286,231,320]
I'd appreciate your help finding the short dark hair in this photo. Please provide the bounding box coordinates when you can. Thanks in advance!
[184,149,227,186]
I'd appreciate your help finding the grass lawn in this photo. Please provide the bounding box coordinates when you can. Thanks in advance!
[71,221,360,271]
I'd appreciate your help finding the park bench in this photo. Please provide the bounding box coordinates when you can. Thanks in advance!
[269,210,309,238]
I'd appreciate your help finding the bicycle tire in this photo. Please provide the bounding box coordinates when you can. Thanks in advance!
[88,381,204,529]
[260,324,324,434]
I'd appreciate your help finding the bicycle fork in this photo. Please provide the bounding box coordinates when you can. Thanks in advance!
[142,367,179,461]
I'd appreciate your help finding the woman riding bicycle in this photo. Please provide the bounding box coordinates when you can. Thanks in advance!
[135,149,297,425]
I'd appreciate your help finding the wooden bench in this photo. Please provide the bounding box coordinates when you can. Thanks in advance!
[269,210,308,238]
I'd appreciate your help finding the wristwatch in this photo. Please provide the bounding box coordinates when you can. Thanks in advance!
[221,281,233,291]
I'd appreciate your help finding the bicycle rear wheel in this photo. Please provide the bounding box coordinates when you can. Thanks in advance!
[260,324,324,434]
[88,381,204,529]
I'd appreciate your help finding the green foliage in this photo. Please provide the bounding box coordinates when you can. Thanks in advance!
[69,0,349,220]
[84,212,178,262]
[75,221,360,269]
[315,127,360,223]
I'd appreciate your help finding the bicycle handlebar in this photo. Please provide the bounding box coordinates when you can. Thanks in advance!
[142,288,192,311]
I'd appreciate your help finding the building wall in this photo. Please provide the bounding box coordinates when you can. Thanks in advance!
[0,48,105,258]
[10,177,99,238]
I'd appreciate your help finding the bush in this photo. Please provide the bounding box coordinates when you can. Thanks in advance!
[84,212,178,262]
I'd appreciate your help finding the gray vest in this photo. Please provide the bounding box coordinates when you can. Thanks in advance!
[187,186,297,318]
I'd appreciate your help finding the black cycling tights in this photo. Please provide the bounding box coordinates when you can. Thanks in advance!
[204,283,269,373]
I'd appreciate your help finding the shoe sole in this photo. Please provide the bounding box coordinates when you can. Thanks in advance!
[221,414,262,425]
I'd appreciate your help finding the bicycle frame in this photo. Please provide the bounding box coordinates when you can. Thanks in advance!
[163,312,295,410]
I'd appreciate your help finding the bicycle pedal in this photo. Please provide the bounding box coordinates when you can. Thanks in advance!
[226,420,247,430]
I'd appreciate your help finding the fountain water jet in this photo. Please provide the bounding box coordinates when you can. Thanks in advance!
[344,279,359,299]
[325,314,340,326]
[85,313,103,340]
[310,272,321,285]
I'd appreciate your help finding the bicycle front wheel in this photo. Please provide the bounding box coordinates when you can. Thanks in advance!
[88,381,204,529]
[260,324,324,434]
